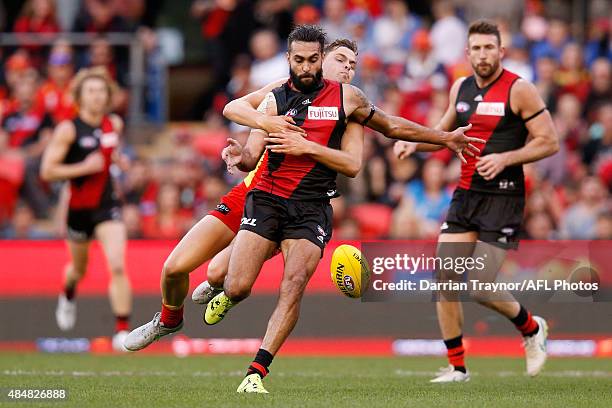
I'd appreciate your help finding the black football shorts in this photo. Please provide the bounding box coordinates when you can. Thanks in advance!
[240,189,333,255]
[442,188,525,250]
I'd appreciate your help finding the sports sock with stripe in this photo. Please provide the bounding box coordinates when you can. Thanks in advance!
[444,335,466,373]
[247,348,274,378]
[510,304,539,337]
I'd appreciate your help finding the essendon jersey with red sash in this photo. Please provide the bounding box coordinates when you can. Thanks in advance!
[255,79,347,200]
[64,116,120,209]
[455,69,528,195]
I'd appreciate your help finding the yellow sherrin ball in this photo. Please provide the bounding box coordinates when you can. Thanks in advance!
[330,244,371,298]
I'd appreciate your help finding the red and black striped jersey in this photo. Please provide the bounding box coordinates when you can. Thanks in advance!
[64,116,120,209]
[455,69,529,195]
[255,79,347,200]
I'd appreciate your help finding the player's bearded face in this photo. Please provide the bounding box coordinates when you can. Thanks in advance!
[289,65,323,93]
[288,42,324,93]
[468,34,503,79]
[473,59,500,79]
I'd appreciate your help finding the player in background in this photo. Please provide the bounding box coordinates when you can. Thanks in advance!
[394,20,559,382]
[40,67,132,351]
[123,38,365,351]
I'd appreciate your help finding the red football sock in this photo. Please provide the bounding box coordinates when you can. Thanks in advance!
[115,315,130,332]
[444,335,466,372]
[511,305,539,337]
[160,303,183,328]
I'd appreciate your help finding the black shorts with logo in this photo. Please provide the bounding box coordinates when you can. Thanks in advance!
[240,189,333,254]
[442,188,525,250]
[67,206,122,242]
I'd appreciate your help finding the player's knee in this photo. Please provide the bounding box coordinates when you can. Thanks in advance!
[281,274,309,298]
[109,263,125,278]
[469,289,491,304]
[206,262,226,288]
[68,263,87,280]
[224,281,251,302]
[162,257,188,280]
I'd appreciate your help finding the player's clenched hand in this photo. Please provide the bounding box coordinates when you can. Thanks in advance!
[393,141,417,160]
[445,123,485,164]
[476,153,508,180]
[265,131,310,156]
[260,115,306,135]
[222,138,243,174]
[82,151,105,174]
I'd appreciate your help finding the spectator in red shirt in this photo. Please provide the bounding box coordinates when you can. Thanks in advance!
[142,183,192,239]
[13,0,60,34]
[36,40,77,124]
[556,42,591,102]
[1,71,54,218]
[14,0,61,63]
[72,0,130,33]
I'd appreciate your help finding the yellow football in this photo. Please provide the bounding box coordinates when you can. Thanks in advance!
[330,244,371,298]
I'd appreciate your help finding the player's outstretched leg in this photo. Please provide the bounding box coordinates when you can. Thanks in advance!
[204,230,275,325]
[236,238,320,393]
[56,240,90,331]
[95,220,132,351]
[124,215,234,351]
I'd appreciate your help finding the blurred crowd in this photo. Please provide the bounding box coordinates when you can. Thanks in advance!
[1,0,611,241]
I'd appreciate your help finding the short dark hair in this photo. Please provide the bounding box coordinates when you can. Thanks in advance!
[324,38,358,55]
[287,24,327,53]
[468,19,501,45]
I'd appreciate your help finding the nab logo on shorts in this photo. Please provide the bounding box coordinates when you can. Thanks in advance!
[308,106,339,120]
[240,217,257,227]
[216,203,231,214]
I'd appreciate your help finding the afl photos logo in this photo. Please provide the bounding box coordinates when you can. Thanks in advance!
[307,106,339,120]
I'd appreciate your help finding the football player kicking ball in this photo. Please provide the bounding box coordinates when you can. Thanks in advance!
[395,20,559,382]
[124,32,481,354]
[40,68,132,351]
[124,39,364,351]
[198,25,481,395]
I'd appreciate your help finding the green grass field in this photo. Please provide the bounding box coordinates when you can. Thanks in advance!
[1,353,611,407]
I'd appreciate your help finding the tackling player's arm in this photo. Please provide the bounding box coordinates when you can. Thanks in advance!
[476,80,559,180]
[40,120,105,181]
[343,83,481,162]
[265,121,364,178]
[227,92,277,172]
[222,78,305,135]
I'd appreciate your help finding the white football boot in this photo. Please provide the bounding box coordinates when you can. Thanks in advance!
[191,280,223,304]
[123,312,183,351]
[430,365,470,383]
[55,294,77,331]
[112,330,130,352]
[524,316,548,377]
